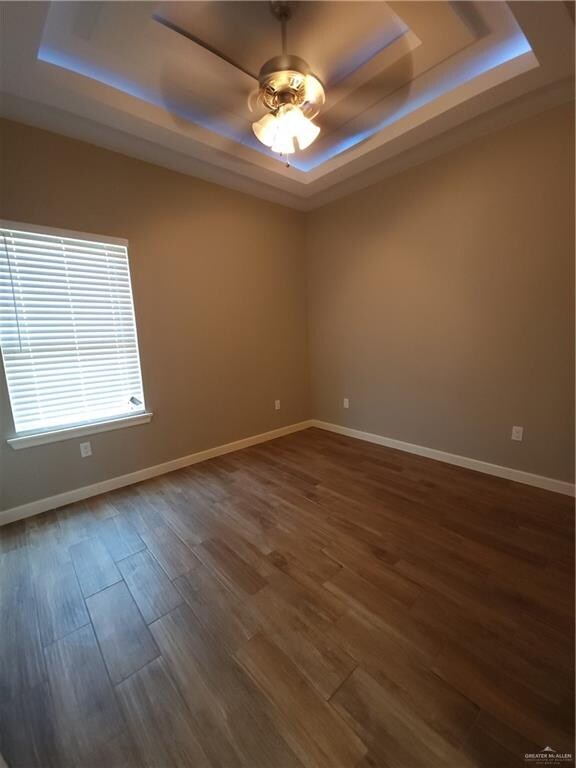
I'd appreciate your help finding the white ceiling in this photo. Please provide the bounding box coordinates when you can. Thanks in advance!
[0,1,574,210]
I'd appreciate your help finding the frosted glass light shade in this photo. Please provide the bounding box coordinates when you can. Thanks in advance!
[252,113,277,147]
[252,105,320,154]
[288,106,320,150]
[271,130,296,155]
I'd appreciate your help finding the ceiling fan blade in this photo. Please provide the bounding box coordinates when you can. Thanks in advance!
[157,57,260,152]
[319,51,414,136]
[247,87,265,115]
[153,13,257,81]
[303,74,325,107]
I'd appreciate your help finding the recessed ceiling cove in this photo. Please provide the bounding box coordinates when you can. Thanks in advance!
[0,1,573,209]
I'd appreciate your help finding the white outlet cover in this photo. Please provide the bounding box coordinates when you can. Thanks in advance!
[80,441,92,457]
[511,426,524,442]
[343,398,350,409]
[274,400,281,411]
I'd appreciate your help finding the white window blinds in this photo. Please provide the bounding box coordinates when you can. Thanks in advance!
[0,222,146,434]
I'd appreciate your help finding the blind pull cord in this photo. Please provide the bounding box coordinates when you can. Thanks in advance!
[2,232,23,353]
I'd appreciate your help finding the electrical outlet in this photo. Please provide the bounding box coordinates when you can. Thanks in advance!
[274,399,281,411]
[343,398,350,409]
[511,426,524,442]
[80,441,92,458]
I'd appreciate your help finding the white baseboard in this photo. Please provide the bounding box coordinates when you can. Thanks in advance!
[2,416,572,527]
[311,420,575,497]
[0,420,313,527]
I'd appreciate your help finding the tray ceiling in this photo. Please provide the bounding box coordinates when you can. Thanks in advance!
[0,1,573,209]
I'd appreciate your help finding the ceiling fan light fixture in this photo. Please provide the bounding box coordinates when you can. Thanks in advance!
[252,112,277,147]
[271,130,296,156]
[290,106,321,150]
[253,104,320,155]
[252,91,322,155]
[275,104,320,151]
[251,3,324,157]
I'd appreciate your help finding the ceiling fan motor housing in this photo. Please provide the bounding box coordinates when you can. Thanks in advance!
[258,55,324,118]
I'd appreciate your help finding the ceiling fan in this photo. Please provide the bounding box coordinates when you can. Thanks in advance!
[155,1,413,165]
[249,1,325,158]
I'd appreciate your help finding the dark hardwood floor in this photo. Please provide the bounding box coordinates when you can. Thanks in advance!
[0,428,574,768]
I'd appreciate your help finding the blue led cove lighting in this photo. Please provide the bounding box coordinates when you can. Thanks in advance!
[38,27,533,174]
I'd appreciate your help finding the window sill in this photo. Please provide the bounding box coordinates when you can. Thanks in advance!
[7,412,153,450]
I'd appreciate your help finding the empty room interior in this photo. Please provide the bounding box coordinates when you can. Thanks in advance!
[0,1,575,767]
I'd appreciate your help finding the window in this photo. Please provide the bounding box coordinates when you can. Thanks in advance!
[0,221,149,447]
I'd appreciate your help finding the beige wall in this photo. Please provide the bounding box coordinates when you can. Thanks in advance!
[306,102,575,483]
[1,102,574,510]
[0,120,310,510]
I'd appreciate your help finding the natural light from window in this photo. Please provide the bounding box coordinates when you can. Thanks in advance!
[0,222,146,436]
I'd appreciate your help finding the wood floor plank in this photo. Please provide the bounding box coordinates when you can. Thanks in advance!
[86,581,159,684]
[0,681,60,768]
[323,540,419,605]
[266,566,348,632]
[324,567,433,652]
[396,553,561,635]
[0,519,27,553]
[138,523,199,579]
[236,632,367,768]
[97,514,145,562]
[460,711,542,768]
[156,477,215,544]
[44,624,141,767]
[212,497,274,554]
[109,491,166,535]
[248,584,357,699]
[330,609,478,747]
[70,536,122,597]
[56,502,99,547]
[209,525,282,582]
[118,549,182,623]
[84,495,119,521]
[150,604,304,768]
[33,553,90,647]
[267,541,342,585]
[0,548,46,700]
[2,429,573,768]
[330,667,477,768]
[174,561,260,651]
[432,643,573,751]
[25,511,69,560]
[116,656,212,768]
[155,494,209,546]
[194,537,268,598]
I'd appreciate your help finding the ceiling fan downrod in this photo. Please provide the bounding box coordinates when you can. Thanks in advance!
[270,1,291,57]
